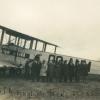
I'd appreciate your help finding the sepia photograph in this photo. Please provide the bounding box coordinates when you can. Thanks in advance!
[0,0,100,100]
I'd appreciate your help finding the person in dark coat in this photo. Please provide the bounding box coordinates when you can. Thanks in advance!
[60,60,65,82]
[31,55,41,82]
[87,61,91,72]
[24,59,30,80]
[80,60,88,82]
[63,60,69,82]
[59,60,64,82]
[74,59,80,82]
[68,58,74,82]
[0,66,7,78]
[55,60,62,82]
[9,66,16,78]
[16,64,23,78]
[47,60,55,82]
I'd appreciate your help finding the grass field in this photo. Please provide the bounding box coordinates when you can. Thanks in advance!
[0,74,99,100]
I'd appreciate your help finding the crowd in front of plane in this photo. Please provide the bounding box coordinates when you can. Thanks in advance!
[0,54,91,83]
[24,55,91,83]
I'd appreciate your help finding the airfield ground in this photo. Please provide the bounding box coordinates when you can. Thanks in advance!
[0,74,99,100]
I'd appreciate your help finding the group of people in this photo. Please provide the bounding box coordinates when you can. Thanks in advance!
[0,54,91,83]
[24,55,91,83]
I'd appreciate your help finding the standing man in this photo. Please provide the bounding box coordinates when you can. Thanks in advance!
[68,58,74,82]
[55,60,62,82]
[59,60,67,82]
[80,60,88,82]
[74,59,80,82]
[47,60,55,82]
[24,59,30,80]
[63,60,69,82]
[16,64,24,78]
[87,61,91,72]
[31,55,41,82]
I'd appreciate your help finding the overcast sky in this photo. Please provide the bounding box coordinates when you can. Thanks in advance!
[0,0,100,60]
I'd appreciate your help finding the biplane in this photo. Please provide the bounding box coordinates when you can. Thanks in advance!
[0,25,99,74]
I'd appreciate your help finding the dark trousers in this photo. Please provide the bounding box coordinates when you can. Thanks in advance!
[75,72,80,82]
[31,71,40,82]
[41,76,47,82]
[69,73,74,82]
[9,68,16,77]
[16,68,22,78]
[47,76,53,82]
[60,71,68,82]
[25,71,30,80]
[64,75,68,82]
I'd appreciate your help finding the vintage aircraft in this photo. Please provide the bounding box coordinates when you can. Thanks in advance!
[0,25,99,74]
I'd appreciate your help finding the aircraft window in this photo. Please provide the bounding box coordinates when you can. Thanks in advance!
[25,53,30,58]
[22,53,25,58]
[17,52,21,57]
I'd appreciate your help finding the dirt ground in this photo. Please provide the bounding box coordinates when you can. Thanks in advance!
[0,74,100,100]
